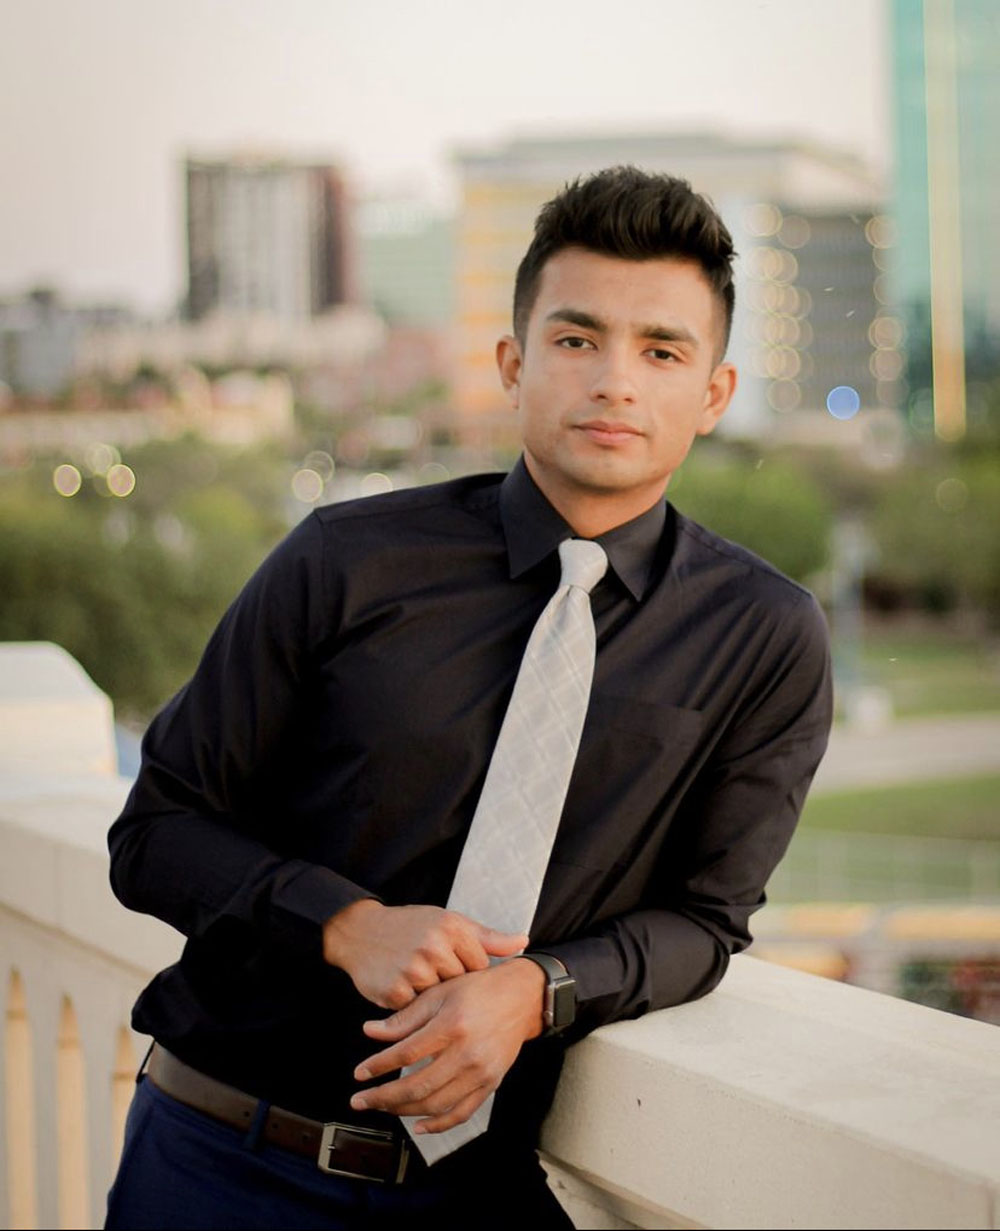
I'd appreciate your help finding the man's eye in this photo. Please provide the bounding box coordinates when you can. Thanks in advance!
[649,348,678,362]
[557,336,593,349]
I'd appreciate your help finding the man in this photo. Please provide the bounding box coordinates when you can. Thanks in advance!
[107,166,832,1229]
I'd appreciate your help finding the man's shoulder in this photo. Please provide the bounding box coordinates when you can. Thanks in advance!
[671,507,822,621]
[312,472,505,532]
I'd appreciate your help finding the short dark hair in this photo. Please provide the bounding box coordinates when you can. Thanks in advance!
[513,165,736,356]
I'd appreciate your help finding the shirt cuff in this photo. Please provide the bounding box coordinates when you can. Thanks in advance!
[531,935,628,1008]
[268,860,380,960]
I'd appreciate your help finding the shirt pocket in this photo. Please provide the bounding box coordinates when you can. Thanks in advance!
[554,694,705,870]
[532,696,705,937]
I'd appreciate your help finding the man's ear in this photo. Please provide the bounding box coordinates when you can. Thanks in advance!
[697,362,737,436]
[496,335,522,409]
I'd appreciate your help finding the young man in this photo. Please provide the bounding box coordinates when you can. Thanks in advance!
[107,166,832,1229]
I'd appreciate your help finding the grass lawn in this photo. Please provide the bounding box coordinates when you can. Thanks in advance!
[798,773,1000,842]
[850,625,1000,718]
[771,775,1000,902]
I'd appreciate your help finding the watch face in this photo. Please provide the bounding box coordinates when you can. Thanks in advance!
[550,977,576,1032]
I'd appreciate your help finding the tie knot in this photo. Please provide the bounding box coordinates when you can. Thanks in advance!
[558,538,608,594]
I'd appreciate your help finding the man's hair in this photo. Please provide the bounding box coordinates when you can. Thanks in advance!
[513,165,736,356]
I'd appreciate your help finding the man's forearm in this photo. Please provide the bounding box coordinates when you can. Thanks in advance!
[109,793,375,956]
[540,907,730,1038]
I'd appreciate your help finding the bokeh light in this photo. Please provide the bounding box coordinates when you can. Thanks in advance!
[291,468,324,503]
[53,464,82,497]
[83,442,120,475]
[826,386,861,420]
[360,472,393,497]
[870,351,904,382]
[106,463,136,497]
[744,203,782,237]
[767,380,802,413]
[864,215,896,249]
[868,316,904,350]
[419,462,450,484]
[935,478,968,514]
[303,450,335,482]
[778,215,811,249]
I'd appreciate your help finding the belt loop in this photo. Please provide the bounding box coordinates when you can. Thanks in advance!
[243,1099,271,1152]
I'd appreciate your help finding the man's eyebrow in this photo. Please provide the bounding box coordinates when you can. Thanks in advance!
[545,308,699,348]
[545,308,606,331]
[638,322,699,347]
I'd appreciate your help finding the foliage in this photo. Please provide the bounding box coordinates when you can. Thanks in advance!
[670,447,832,582]
[866,450,1000,620]
[0,438,288,721]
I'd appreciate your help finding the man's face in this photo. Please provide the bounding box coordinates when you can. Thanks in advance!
[497,247,736,534]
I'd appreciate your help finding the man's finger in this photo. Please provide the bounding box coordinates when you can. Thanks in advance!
[478,927,528,958]
[371,1072,482,1119]
[361,988,441,1045]
[428,947,466,981]
[354,1018,447,1081]
[449,929,491,973]
[410,1085,492,1135]
[351,1058,469,1115]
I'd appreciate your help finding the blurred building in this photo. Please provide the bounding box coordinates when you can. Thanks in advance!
[0,290,132,399]
[890,0,1000,440]
[0,369,296,462]
[743,206,905,457]
[79,306,385,382]
[356,198,454,327]
[451,132,887,450]
[185,154,353,321]
[351,197,455,414]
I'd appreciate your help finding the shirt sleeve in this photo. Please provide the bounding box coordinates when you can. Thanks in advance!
[107,512,375,962]
[539,590,834,1041]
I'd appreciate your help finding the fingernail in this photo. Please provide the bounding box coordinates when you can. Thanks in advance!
[355,1065,371,1081]
[350,1094,368,1111]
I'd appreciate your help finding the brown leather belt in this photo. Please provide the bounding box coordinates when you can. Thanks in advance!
[146,1044,410,1184]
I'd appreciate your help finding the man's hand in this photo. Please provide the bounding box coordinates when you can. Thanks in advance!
[348,957,547,1134]
[322,899,528,1009]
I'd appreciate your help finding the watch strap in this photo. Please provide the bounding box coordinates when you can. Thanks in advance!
[521,952,575,1035]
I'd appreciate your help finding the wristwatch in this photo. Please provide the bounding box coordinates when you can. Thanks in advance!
[522,952,576,1036]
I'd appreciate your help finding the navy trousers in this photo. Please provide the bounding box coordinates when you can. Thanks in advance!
[105,1077,575,1230]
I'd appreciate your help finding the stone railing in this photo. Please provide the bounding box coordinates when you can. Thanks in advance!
[1,643,999,1230]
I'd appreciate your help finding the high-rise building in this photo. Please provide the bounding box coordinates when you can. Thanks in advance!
[356,199,454,327]
[890,0,1000,439]
[452,133,885,447]
[185,155,352,322]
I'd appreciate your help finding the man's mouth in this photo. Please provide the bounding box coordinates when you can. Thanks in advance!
[576,420,644,445]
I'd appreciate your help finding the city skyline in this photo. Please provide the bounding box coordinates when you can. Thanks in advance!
[0,0,887,312]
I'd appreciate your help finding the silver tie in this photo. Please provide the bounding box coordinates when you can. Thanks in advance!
[404,538,608,1163]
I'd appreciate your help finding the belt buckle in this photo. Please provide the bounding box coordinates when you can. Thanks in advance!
[318,1122,409,1184]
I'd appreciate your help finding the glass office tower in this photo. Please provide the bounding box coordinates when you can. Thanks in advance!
[891,0,1000,439]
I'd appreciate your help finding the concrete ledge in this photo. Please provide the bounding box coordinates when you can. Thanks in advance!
[0,641,180,975]
[0,787,182,976]
[541,956,1000,1230]
[0,643,116,778]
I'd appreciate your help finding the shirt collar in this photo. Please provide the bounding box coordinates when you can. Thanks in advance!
[499,456,666,601]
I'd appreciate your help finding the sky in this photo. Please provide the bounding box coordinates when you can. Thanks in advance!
[0,0,888,314]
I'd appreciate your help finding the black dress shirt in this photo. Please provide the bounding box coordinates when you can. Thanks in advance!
[109,458,832,1147]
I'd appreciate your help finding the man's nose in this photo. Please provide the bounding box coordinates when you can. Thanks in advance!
[589,349,638,404]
